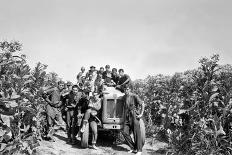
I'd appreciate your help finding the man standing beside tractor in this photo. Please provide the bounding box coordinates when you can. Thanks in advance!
[64,85,83,144]
[121,84,145,155]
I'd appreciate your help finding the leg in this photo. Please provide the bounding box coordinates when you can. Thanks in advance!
[90,120,98,149]
[133,118,143,153]
[66,110,72,141]
[81,109,91,132]
[121,124,135,150]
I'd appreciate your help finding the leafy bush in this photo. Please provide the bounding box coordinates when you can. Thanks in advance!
[0,41,60,154]
[133,54,232,154]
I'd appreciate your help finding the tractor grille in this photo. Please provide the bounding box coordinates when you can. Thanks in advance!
[106,99,124,118]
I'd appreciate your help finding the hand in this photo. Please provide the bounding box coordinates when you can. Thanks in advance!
[136,114,143,119]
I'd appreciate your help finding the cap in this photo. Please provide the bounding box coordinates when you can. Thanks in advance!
[105,65,110,69]
[90,66,96,69]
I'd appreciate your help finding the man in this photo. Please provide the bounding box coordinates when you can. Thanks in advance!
[111,68,119,85]
[80,92,101,150]
[103,74,116,87]
[76,67,87,83]
[121,85,145,155]
[43,81,66,141]
[94,73,104,94]
[60,81,73,124]
[97,67,104,76]
[65,85,83,144]
[83,73,95,96]
[116,69,131,92]
[102,65,111,80]
[85,66,98,82]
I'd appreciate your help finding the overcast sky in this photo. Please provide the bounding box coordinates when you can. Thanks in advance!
[1,0,232,82]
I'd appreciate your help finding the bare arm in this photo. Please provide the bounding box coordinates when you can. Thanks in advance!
[120,75,131,86]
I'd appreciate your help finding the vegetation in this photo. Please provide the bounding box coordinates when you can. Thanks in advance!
[133,54,232,154]
[1,40,232,155]
[0,41,60,154]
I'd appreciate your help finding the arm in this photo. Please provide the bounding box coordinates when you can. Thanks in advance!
[119,75,131,86]
[135,95,145,118]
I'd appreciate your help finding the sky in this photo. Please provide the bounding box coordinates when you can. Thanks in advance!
[0,0,232,82]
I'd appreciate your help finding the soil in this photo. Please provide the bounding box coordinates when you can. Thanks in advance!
[35,129,168,155]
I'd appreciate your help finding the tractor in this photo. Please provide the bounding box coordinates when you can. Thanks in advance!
[79,86,145,148]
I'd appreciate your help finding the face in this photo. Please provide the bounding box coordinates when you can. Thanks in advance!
[72,87,78,94]
[100,68,104,72]
[119,71,124,76]
[90,67,95,71]
[81,67,85,72]
[67,85,72,91]
[112,69,117,74]
[89,74,93,80]
[124,87,130,95]
[58,83,64,90]
[106,67,110,71]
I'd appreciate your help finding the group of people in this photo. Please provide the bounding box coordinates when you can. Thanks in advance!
[42,65,145,155]
[76,65,132,94]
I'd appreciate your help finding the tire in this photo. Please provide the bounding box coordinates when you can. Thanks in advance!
[140,119,146,146]
[81,122,89,148]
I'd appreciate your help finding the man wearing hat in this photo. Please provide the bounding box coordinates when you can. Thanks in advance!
[86,66,97,82]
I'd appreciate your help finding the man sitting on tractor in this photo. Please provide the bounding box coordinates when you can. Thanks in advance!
[116,69,132,92]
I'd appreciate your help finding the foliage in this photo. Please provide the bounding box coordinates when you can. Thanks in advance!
[133,54,232,154]
[0,41,60,154]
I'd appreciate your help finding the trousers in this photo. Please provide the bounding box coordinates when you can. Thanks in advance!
[121,117,144,152]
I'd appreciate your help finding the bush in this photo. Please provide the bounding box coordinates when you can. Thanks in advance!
[0,41,60,154]
[133,54,232,154]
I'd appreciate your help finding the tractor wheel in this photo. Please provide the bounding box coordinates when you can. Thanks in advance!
[81,122,89,148]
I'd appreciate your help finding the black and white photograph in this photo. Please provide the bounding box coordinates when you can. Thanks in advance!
[1,0,232,155]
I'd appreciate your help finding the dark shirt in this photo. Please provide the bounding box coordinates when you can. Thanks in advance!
[122,93,143,125]
[111,73,119,84]
[66,91,83,109]
[102,71,111,79]
[118,74,131,86]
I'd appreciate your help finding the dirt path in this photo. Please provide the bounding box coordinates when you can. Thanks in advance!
[36,130,167,155]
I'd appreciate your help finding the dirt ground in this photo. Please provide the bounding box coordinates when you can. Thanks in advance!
[35,129,168,155]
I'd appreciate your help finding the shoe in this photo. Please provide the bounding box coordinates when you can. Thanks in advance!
[71,139,77,145]
[67,138,72,144]
[92,145,99,150]
[48,136,56,142]
[128,149,137,153]
[135,152,142,155]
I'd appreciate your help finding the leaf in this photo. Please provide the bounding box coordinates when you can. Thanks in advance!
[209,93,219,102]
[0,61,9,66]
[24,80,33,85]
[22,75,31,79]
[0,143,7,152]
[11,74,20,79]
[178,109,187,114]
[0,129,5,137]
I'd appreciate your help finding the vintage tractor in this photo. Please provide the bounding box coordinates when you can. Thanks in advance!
[80,86,145,148]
